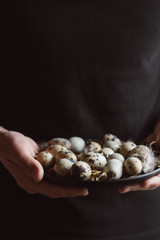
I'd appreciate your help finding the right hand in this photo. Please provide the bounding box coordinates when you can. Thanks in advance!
[0,127,88,198]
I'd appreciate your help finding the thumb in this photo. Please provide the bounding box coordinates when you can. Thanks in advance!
[18,153,44,182]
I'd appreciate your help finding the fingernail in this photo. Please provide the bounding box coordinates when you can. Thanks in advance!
[79,188,89,197]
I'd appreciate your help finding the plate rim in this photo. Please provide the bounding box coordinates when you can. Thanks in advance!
[44,167,160,187]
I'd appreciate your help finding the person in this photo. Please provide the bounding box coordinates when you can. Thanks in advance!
[1,0,160,239]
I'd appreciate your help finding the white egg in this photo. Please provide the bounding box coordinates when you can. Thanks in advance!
[103,159,123,179]
[69,136,85,153]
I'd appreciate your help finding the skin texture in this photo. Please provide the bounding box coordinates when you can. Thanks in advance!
[0,126,88,198]
[119,121,160,193]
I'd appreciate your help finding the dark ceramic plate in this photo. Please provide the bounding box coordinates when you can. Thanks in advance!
[44,167,160,187]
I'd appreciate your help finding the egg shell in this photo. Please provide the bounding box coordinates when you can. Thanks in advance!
[102,134,122,145]
[83,152,107,170]
[124,157,142,175]
[109,153,125,163]
[45,144,66,156]
[70,161,92,180]
[36,151,55,169]
[49,138,71,149]
[53,158,75,177]
[103,140,120,152]
[103,159,123,179]
[119,141,137,158]
[69,136,85,153]
[100,147,114,157]
[128,145,158,173]
[55,149,77,162]
[83,141,101,153]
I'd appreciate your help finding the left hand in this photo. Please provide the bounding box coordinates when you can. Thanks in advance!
[119,121,160,194]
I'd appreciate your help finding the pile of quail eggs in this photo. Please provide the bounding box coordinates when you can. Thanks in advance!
[35,134,160,181]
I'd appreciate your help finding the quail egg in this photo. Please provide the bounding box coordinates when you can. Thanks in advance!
[70,161,92,180]
[49,137,71,149]
[83,152,107,170]
[53,158,75,177]
[129,145,158,173]
[108,153,125,163]
[36,151,55,169]
[103,159,123,180]
[103,140,120,152]
[55,149,77,162]
[102,134,122,145]
[46,144,66,156]
[100,147,114,157]
[69,136,85,153]
[124,157,142,175]
[119,141,137,158]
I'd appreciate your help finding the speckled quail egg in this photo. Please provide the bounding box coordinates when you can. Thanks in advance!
[48,137,71,149]
[128,145,158,173]
[103,159,123,180]
[100,147,114,158]
[83,152,107,170]
[69,136,85,153]
[102,140,120,152]
[55,149,77,162]
[53,158,75,177]
[84,141,101,153]
[124,157,142,175]
[70,161,92,180]
[108,153,125,163]
[102,134,122,145]
[36,151,55,169]
[119,141,137,158]
[77,142,102,161]
[46,144,66,156]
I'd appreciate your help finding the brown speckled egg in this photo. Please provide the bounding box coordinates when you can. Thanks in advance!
[55,149,77,162]
[53,158,75,177]
[102,134,122,145]
[124,157,142,175]
[119,141,137,158]
[48,138,71,149]
[100,147,114,158]
[83,152,107,170]
[45,144,67,156]
[36,151,55,169]
[70,161,92,180]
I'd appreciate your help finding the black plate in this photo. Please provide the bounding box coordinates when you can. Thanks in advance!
[44,167,160,187]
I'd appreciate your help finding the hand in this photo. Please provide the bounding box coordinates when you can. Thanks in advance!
[119,120,160,194]
[0,128,88,198]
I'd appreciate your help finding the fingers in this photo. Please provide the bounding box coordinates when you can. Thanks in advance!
[26,136,40,153]
[3,157,88,198]
[119,183,141,193]
[119,174,160,193]
[4,134,44,182]
[34,181,89,198]
[3,150,44,183]
[16,153,44,182]
[140,173,160,189]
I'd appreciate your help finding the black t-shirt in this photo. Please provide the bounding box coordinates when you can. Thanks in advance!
[1,1,160,239]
